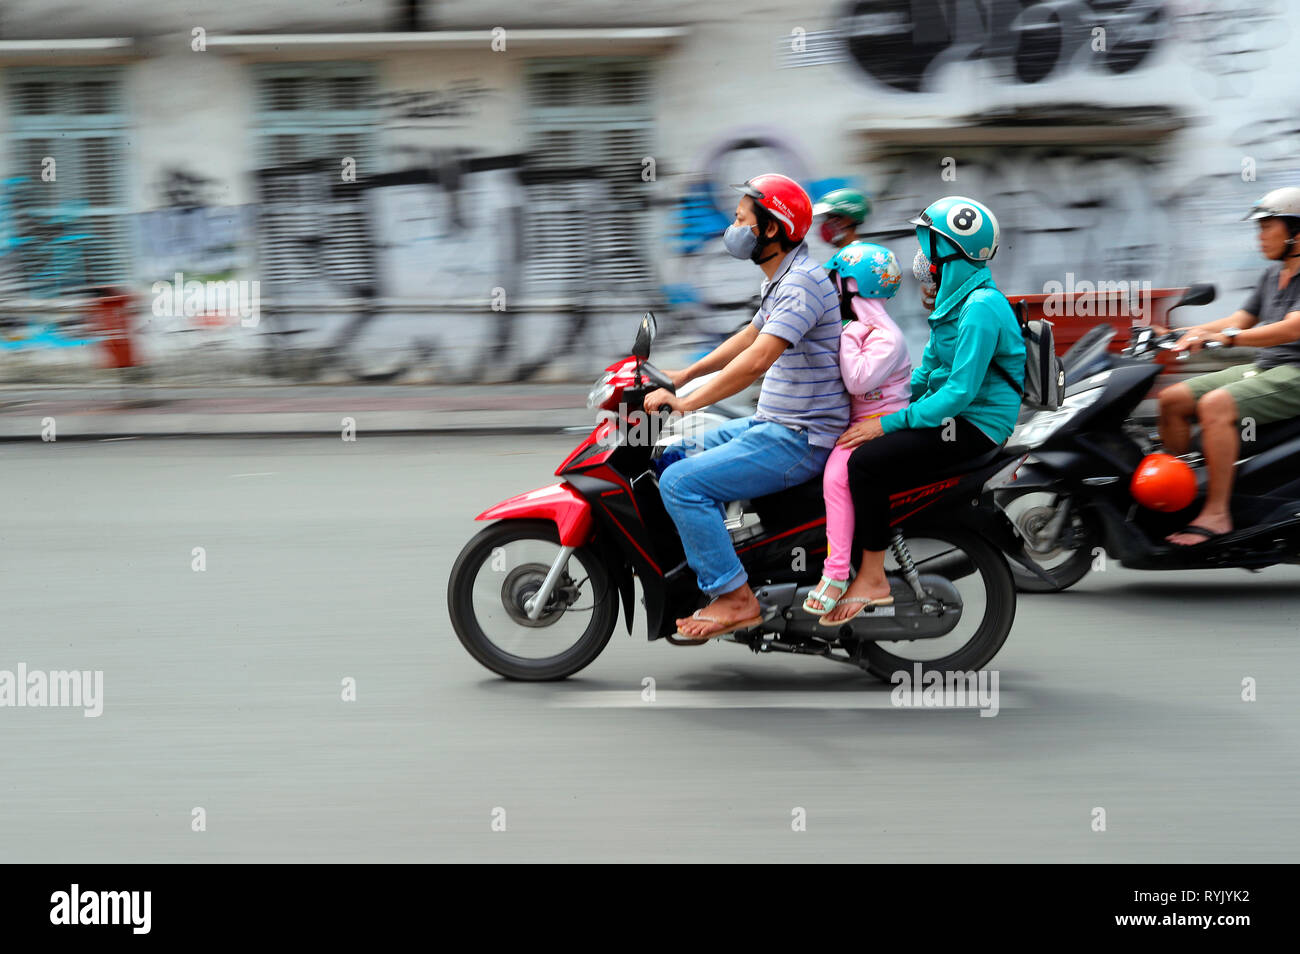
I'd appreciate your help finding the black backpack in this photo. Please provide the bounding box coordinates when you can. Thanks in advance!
[989,299,1065,412]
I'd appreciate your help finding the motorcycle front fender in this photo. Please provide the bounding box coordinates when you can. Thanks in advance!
[947,498,1058,586]
[475,482,594,547]
[1004,452,1093,490]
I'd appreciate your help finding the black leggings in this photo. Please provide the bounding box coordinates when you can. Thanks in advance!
[847,418,996,555]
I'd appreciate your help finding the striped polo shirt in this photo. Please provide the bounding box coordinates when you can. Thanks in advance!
[749,242,850,448]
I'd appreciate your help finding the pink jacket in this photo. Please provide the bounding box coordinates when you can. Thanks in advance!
[840,297,912,422]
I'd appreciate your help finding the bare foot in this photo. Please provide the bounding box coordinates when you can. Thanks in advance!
[820,572,891,623]
[1166,511,1232,546]
[675,585,762,639]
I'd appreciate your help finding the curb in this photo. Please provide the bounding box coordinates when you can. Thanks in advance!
[0,414,590,440]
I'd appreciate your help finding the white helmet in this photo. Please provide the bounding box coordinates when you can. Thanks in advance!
[1246,187,1300,257]
[1244,187,1300,221]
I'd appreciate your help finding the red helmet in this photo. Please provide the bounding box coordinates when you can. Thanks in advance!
[731,174,813,243]
[1130,453,1197,512]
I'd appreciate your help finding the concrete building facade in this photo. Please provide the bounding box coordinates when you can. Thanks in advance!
[0,0,1293,381]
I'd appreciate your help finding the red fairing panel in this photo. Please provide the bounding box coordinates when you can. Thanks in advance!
[555,417,616,474]
[475,482,594,547]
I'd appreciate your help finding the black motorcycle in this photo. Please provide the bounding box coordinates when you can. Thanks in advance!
[448,314,1047,682]
[997,284,1300,591]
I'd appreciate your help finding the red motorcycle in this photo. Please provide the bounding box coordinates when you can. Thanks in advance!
[448,314,1047,682]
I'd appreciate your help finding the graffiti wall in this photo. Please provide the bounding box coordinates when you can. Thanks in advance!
[5,0,1298,382]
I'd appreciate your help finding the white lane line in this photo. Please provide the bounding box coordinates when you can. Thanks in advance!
[229,472,278,478]
[549,690,1026,710]
[98,437,137,442]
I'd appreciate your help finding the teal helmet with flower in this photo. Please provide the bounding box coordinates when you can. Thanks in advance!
[824,241,902,299]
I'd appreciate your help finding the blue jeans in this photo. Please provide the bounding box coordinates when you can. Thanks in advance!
[657,416,830,597]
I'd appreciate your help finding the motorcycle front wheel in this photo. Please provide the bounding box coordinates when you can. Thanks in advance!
[447,520,618,681]
[996,489,1099,593]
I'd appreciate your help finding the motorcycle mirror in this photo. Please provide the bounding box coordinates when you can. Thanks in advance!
[632,312,657,360]
[1170,283,1216,311]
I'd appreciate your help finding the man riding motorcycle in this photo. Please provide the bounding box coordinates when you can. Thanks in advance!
[642,173,848,640]
[1157,187,1300,546]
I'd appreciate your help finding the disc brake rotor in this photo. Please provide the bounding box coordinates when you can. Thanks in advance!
[501,562,574,628]
[1017,504,1067,559]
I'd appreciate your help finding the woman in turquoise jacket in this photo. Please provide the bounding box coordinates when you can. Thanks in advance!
[818,196,1025,625]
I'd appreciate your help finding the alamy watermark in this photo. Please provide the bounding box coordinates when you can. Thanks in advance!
[596,406,688,450]
[50,884,150,934]
[890,663,1000,717]
[152,272,260,328]
[0,664,103,717]
[1042,273,1153,321]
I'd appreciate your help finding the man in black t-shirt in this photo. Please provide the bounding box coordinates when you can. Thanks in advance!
[1157,187,1300,546]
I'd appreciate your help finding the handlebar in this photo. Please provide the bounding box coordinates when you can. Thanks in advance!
[1164,340,1222,361]
[639,360,677,393]
[1125,325,1225,361]
[1157,337,1224,362]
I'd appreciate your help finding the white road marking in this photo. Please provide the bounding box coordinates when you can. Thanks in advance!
[549,690,1026,710]
[229,472,278,478]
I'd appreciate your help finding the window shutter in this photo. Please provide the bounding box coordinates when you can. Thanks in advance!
[524,59,655,303]
[6,67,130,293]
[254,64,378,301]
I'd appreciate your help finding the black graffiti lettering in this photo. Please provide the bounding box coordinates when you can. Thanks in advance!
[839,0,1165,92]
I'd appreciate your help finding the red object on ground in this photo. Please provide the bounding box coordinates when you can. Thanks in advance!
[1006,287,1192,356]
[91,290,135,368]
[1130,453,1198,512]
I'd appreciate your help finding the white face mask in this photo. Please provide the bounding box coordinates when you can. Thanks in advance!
[913,248,936,288]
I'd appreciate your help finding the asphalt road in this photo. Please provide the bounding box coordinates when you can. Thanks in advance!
[1,435,1297,862]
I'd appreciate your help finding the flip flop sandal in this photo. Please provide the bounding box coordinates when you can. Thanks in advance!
[818,594,894,628]
[1167,524,1229,547]
[802,575,849,615]
[673,610,765,642]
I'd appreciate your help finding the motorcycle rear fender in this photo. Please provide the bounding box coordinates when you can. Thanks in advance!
[475,482,594,547]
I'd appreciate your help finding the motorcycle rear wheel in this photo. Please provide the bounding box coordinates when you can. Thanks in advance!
[860,527,1017,681]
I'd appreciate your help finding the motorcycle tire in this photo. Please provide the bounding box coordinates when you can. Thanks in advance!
[448,520,618,681]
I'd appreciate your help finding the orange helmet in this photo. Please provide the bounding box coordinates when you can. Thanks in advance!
[1130,453,1197,512]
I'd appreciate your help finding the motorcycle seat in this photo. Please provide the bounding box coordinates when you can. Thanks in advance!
[750,478,826,531]
[1244,416,1300,456]
[1187,416,1300,458]
[744,445,1012,534]
[926,445,1008,480]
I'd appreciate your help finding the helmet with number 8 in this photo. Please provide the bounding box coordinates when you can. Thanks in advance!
[909,195,1000,263]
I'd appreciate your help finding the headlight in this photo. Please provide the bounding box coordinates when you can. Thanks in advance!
[586,372,615,410]
[1011,387,1104,446]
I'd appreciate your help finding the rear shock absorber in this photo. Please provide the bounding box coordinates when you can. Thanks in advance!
[889,530,934,611]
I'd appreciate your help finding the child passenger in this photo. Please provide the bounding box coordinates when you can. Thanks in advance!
[803,242,912,622]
